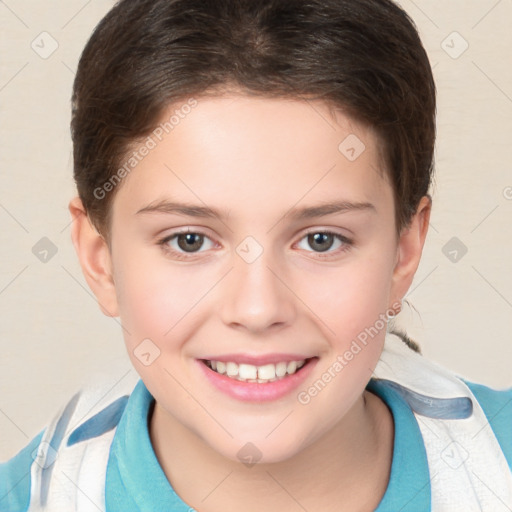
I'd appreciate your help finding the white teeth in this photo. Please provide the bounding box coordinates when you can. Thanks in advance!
[287,361,297,374]
[239,364,257,380]
[206,359,307,383]
[226,362,238,377]
[257,364,276,380]
[275,362,287,377]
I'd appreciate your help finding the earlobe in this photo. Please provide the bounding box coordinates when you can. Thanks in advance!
[390,195,432,302]
[68,196,119,318]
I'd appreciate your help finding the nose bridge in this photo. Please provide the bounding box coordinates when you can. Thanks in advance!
[220,237,295,332]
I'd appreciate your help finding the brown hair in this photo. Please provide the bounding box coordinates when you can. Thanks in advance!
[71,0,436,352]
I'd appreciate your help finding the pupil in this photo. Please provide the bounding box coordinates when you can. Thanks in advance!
[309,233,333,252]
[178,233,203,252]
[175,233,334,254]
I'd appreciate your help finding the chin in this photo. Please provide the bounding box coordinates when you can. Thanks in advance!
[210,435,307,466]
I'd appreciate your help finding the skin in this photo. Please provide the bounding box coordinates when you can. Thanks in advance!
[69,93,431,511]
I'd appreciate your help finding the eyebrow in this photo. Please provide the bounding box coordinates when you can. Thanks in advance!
[135,199,376,221]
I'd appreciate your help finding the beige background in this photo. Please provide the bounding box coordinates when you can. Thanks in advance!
[1,0,511,461]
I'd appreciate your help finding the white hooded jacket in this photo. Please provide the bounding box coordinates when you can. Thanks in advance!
[24,333,512,511]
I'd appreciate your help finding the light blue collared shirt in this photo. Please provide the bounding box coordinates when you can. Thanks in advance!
[2,377,512,511]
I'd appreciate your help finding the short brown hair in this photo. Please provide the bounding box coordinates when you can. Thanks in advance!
[71,0,436,246]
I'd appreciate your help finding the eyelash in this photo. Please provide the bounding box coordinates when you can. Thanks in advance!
[157,228,354,261]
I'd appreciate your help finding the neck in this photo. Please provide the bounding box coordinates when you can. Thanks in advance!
[149,389,394,512]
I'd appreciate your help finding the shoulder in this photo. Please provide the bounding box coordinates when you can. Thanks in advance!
[463,378,512,421]
[0,429,45,512]
[464,378,512,403]
[462,378,512,470]
[0,373,139,512]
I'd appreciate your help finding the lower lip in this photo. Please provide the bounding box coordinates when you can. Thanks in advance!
[196,358,318,402]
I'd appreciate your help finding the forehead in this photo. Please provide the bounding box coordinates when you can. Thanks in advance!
[112,94,392,224]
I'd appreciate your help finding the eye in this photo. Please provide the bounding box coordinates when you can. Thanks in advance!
[158,229,215,259]
[157,228,353,261]
[295,230,353,257]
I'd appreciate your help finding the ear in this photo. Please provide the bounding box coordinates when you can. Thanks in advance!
[68,196,119,317]
[390,195,432,306]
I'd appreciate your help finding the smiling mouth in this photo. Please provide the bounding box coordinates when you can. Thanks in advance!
[201,358,316,383]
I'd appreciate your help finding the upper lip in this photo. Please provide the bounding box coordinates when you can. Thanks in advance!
[200,354,316,365]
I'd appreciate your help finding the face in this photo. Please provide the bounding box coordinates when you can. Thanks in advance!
[103,94,406,463]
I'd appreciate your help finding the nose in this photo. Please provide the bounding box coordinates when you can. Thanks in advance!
[219,247,296,335]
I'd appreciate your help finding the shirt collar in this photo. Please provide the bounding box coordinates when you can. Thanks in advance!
[106,377,430,511]
[367,378,431,511]
[105,379,192,511]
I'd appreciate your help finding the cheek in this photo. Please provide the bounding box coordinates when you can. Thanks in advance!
[113,248,213,346]
[291,253,396,435]
[296,249,396,344]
